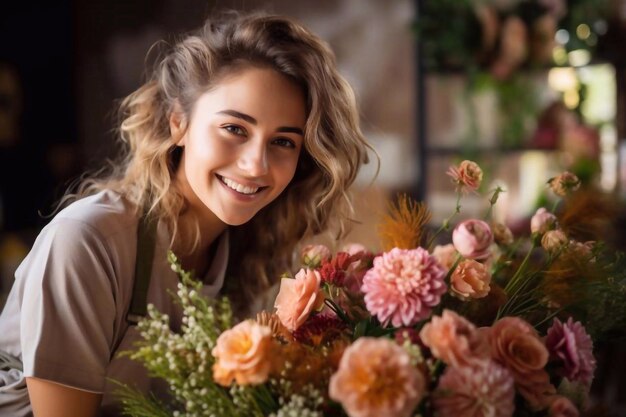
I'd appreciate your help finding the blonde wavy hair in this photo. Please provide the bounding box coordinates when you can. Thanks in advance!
[75,12,373,313]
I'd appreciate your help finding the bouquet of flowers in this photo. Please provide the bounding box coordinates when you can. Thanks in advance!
[116,160,626,417]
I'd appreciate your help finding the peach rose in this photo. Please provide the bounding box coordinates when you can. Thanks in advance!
[490,317,556,410]
[419,309,490,367]
[432,244,458,270]
[450,259,491,300]
[212,320,273,386]
[452,219,493,260]
[531,208,557,235]
[301,244,332,268]
[274,268,325,331]
[329,337,425,417]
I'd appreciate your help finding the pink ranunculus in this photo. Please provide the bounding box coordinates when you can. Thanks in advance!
[433,360,515,417]
[531,207,558,235]
[301,244,332,268]
[329,337,425,417]
[419,309,490,367]
[432,244,458,270]
[549,396,580,417]
[274,268,325,331]
[361,247,447,327]
[545,318,596,387]
[447,160,483,193]
[450,259,491,300]
[490,317,556,410]
[452,219,494,260]
[212,320,273,386]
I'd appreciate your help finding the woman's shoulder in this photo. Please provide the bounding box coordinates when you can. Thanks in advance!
[50,190,139,240]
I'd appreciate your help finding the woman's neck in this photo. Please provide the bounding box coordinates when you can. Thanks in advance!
[174,207,227,279]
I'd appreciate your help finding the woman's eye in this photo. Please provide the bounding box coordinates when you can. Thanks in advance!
[273,137,296,149]
[223,125,246,136]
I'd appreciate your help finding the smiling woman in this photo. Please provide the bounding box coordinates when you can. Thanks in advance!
[174,67,306,228]
[0,12,373,417]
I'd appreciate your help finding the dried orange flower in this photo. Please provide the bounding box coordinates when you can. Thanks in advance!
[378,194,431,251]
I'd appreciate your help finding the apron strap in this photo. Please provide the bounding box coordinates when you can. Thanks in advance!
[126,210,157,325]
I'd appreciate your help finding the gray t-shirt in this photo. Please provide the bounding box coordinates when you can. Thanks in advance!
[0,190,229,414]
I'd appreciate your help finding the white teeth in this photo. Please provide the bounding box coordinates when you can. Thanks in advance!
[221,176,259,195]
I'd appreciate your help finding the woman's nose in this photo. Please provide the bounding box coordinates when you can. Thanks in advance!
[237,141,269,177]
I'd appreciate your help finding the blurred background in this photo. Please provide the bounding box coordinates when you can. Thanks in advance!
[1,0,625,414]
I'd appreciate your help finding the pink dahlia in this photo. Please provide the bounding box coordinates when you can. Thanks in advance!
[545,318,596,387]
[433,360,515,417]
[361,247,447,327]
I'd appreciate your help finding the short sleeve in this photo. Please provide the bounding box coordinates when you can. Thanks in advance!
[18,218,118,393]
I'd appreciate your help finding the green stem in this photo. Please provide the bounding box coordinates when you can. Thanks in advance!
[533,308,564,329]
[551,198,560,213]
[504,241,537,294]
[427,193,462,250]
[483,186,504,221]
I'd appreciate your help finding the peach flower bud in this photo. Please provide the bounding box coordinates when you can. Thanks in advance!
[548,171,581,197]
[492,222,514,246]
[549,396,579,417]
[541,230,568,253]
[212,320,273,386]
[274,268,325,331]
[569,240,595,260]
[301,244,332,268]
[452,219,493,260]
[341,243,368,255]
[450,259,491,300]
[530,208,557,235]
[432,244,458,270]
[447,160,483,193]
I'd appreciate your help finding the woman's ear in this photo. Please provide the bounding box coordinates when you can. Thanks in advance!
[169,103,188,146]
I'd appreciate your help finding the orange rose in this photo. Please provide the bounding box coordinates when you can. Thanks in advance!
[212,320,273,386]
[450,259,491,300]
[490,317,556,410]
[274,268,325,331]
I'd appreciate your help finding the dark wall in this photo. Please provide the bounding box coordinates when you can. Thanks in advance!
[0,1,78,231]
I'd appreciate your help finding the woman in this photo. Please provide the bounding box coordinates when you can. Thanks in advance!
[0,12,372,416]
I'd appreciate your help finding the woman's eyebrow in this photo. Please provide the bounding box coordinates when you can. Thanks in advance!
[216,109,303,136]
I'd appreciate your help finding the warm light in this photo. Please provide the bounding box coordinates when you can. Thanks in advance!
[568,49,591,67]
[555,29,570,44]
[563,90,580,109]
[548,67,578,92]
[576,24,591,40]
[552,46,568,65]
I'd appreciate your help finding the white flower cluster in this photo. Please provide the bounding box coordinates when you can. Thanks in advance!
[122,251,239,416]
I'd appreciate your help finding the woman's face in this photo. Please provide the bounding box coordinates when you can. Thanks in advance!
[175,67,306,226]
